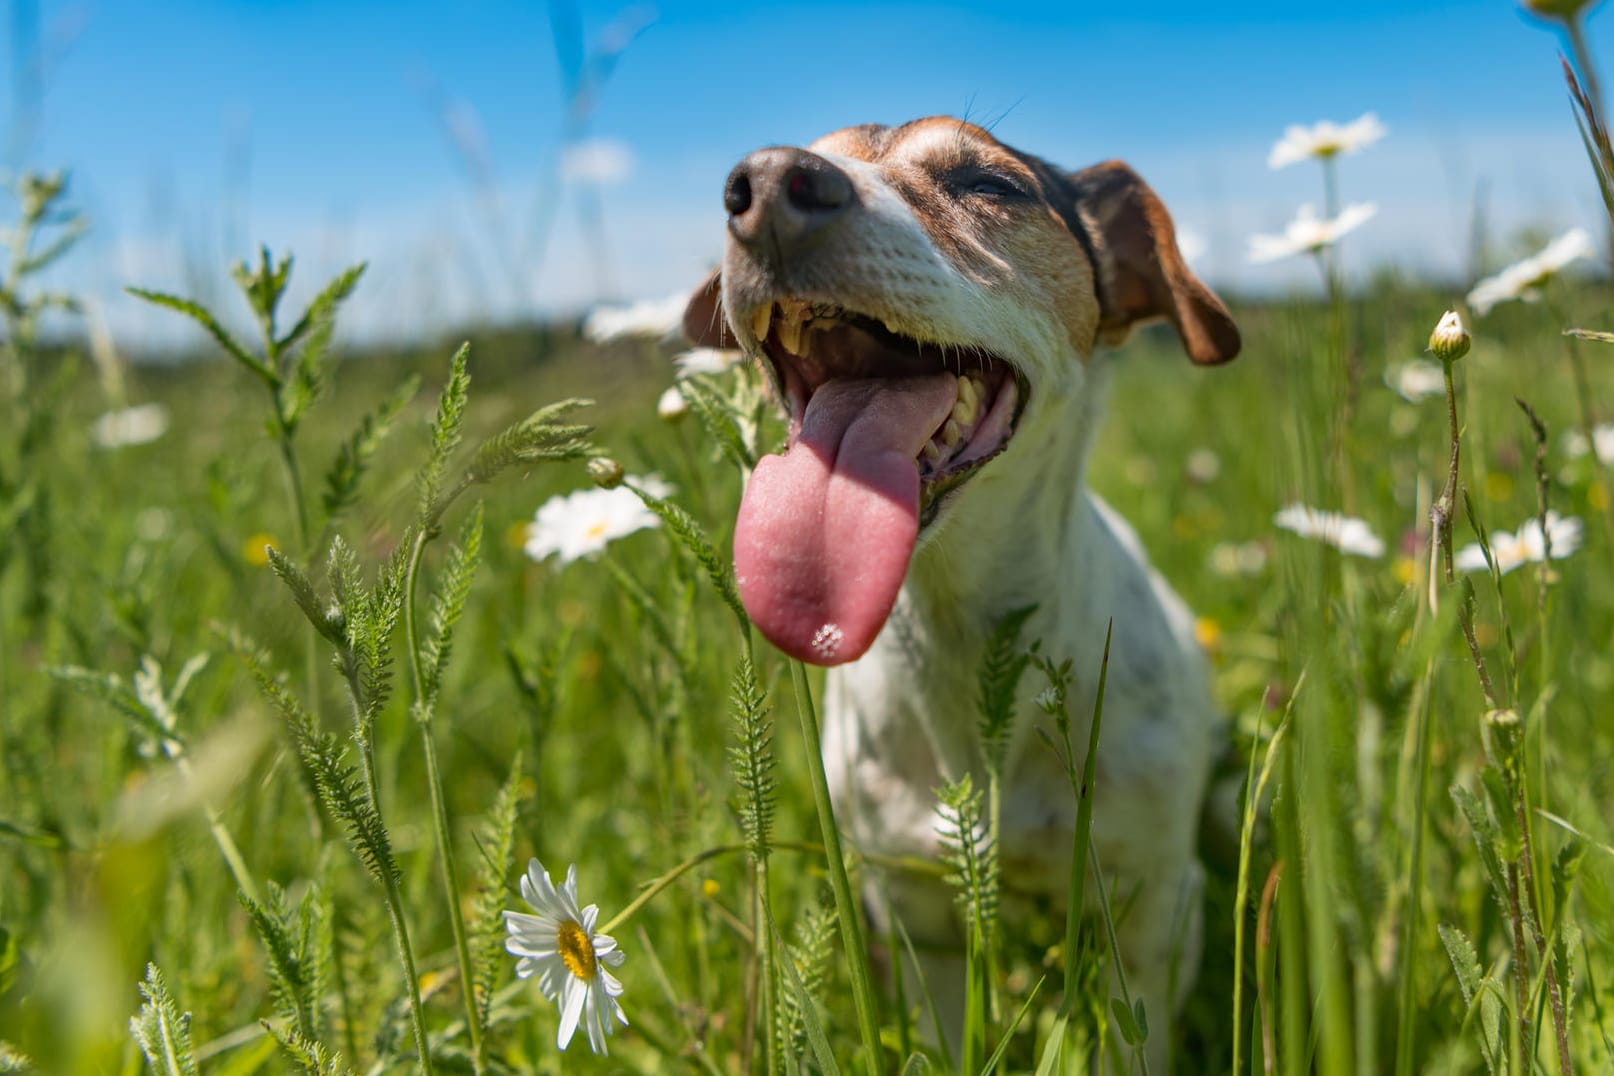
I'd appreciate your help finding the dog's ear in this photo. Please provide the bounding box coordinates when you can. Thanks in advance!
[1066,160,1240,365]
[683,270,738,348]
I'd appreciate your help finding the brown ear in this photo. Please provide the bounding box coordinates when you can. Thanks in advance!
[682,270,738,348]
[1068,160,1240,365]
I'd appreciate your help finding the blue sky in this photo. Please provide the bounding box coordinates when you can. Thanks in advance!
[7,1,1611,343]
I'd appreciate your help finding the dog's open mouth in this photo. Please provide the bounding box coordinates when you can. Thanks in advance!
[732,297,1029,667]
[752,299,1028,520]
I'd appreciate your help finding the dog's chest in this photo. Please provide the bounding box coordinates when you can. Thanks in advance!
[820,550,1216,900]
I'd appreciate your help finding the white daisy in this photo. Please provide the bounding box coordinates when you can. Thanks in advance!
[505,859,628,1054]
[1455,511,1583,575]
[1274,504,1385,558]
[1385,360,1447,403]
[1267,113,1387,170]
[1248,203,1377,264]
[582,292,687,343]
[90,403,169,448]
[673,347,742,378]
[1564,423,1614,464]
[1466,228,1595,316]
[524,475,675,566]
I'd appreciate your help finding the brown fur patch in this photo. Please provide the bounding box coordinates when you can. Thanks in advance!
[810,117,1101,354]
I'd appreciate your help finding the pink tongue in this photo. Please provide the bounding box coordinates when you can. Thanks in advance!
[734,374,957,665]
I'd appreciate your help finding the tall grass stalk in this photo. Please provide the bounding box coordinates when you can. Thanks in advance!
[401,518,485,1070]
[1233,677,1298,1076]
[1393,659,1436,1076]
[1049,621,1112,1021]
[788,659,885,1072]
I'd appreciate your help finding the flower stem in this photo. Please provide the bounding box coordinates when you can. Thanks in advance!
[401,526,485,1071]
[381,865,435,1073]
[789,659,885,1072]
[348,691,434,1074]
[601,844,751,935]
[1515,791,1574,1076]
[1434,359,1500,706]
[270,401,324,729]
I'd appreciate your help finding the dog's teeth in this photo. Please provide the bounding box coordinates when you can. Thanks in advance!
[777,315,804,356]
[951,386,978,426]
[956,375,977,411]
[921,441,942,464]
[751,305,773,341]
[941,419,961,447]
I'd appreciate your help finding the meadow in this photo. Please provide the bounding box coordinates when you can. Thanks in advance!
[5,26,1614,1076]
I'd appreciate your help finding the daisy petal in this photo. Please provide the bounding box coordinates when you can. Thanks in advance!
[557,977,586,1050]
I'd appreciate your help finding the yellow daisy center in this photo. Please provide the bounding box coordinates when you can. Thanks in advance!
[557,919,598,980]
[585,520,609,540]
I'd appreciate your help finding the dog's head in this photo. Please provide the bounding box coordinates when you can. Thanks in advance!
[685,117,1239,666]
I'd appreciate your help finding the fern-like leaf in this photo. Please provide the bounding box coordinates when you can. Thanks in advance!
[232,247,293,343]
[471,755,524,1033]
[125,287,275,387]
[675,374,755,470]
[240,882,318,1040]
[420,502,483,705]
[775,899,836,1067]
[416,343,472,527]
[18,215,87,277]
[305,726,401,887]
[48,664,170,747]
[321,374,420,525]
[263,1023,356,1076]
[267,546,345,646]
[279,262,367,357]
[625,480,748,628]
[130,964,199,1076]
[976,605,1037,774]
[936,774,999,942]
[728,655,775,861]
[462,398,595,492]
[231,628,399,887]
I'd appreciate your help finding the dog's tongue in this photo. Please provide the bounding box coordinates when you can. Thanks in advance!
[735,374,956,665]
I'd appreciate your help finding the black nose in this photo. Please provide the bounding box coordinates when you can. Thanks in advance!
[723,147,853,255]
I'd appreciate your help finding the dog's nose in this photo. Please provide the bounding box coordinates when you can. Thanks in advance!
[724,147,853,255]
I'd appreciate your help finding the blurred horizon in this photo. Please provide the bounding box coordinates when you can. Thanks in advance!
[6,0,1613,349]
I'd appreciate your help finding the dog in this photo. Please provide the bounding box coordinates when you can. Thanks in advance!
[682,117,1240,1072]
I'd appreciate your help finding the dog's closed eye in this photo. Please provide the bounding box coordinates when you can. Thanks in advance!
[946,167,1031,201]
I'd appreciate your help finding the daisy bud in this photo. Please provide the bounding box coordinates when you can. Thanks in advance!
[656,384,689,422]
[1483,707,1520,729]
[587,457,625,489]
[1520,0,1596,22]
[1428,310,1470,364]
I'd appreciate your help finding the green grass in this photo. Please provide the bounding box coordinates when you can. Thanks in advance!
[3,224,1614,1073]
